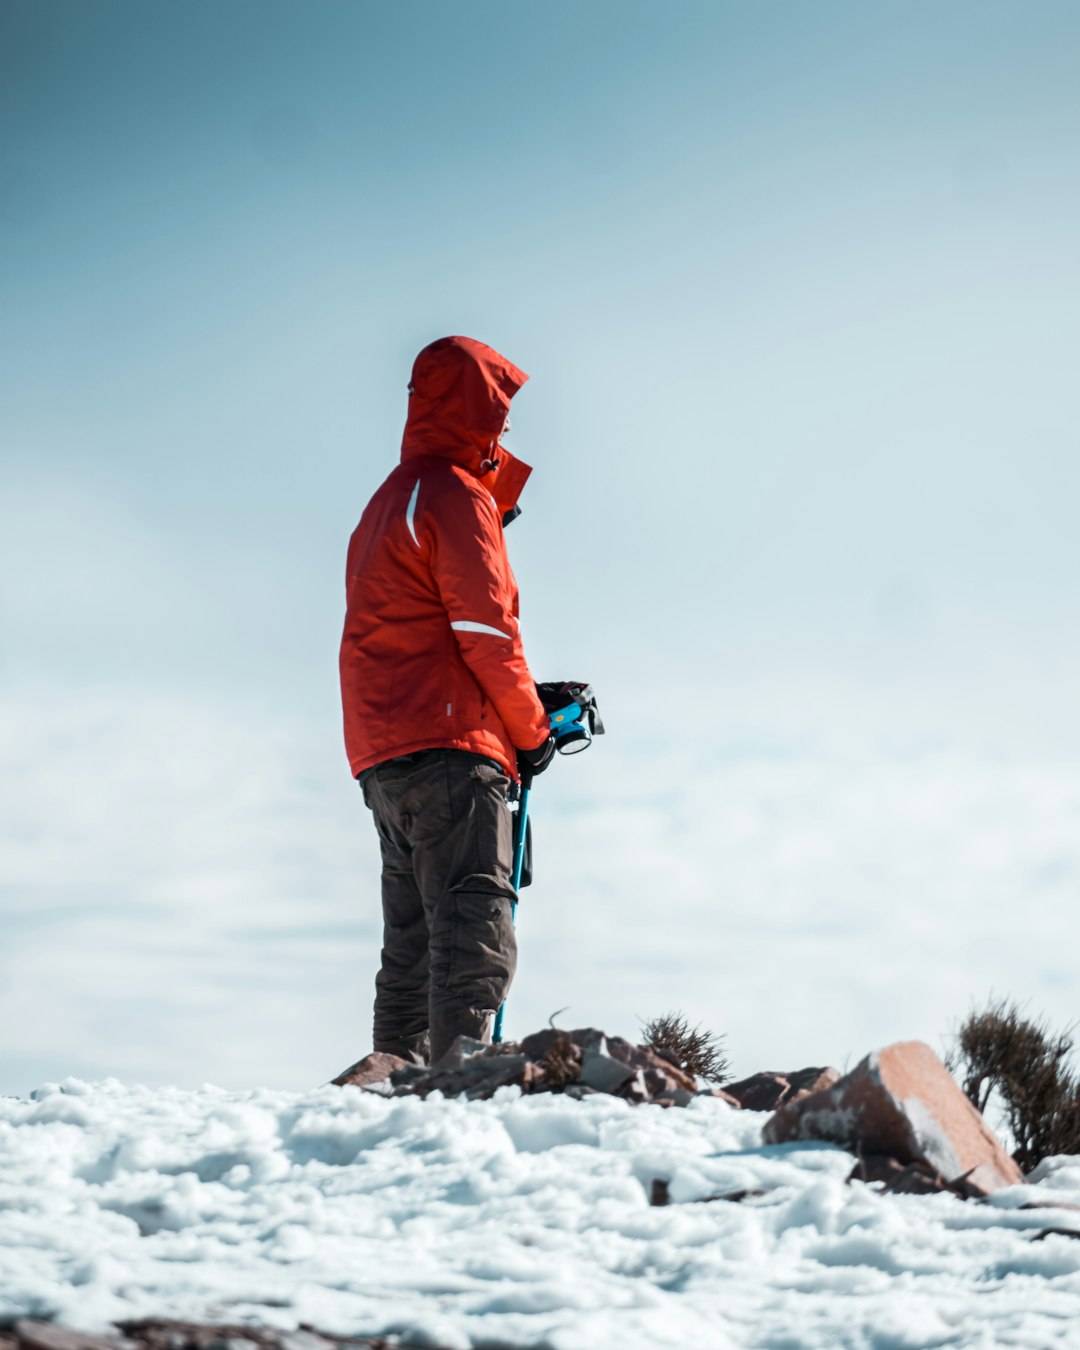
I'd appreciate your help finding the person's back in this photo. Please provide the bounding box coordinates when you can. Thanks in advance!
[340,336,554,1063]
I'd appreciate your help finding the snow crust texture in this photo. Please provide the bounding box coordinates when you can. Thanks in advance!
[2,1079,1080,1350]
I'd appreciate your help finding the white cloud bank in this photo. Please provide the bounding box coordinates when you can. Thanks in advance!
[2,684,1078,1096]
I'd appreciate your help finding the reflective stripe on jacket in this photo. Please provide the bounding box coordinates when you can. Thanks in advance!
[339,337,549,780]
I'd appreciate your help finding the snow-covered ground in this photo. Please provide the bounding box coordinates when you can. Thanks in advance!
[2,1081,1080,1349]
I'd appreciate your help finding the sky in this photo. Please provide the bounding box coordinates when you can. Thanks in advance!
[1,1,1079,1095]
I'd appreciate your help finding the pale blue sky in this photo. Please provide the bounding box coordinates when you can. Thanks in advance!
[2,2,1079,1093]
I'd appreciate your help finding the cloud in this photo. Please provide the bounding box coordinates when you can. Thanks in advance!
[0,685,380,1091]
[2,681,1078,1095]
[2,472,1076,1093]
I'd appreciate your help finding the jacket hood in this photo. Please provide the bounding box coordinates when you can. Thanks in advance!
[401,335,534,517]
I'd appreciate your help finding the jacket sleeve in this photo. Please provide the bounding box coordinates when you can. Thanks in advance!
[426,476,550,751]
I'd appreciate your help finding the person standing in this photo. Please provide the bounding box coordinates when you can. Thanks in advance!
[340,336,555,1065]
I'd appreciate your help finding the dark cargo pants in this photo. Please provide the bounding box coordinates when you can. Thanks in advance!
[361,749,517,1065]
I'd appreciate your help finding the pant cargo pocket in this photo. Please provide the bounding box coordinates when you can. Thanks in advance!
[443,886,517,1008]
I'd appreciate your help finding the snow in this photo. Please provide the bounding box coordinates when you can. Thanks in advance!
[2,1081,1079,1350]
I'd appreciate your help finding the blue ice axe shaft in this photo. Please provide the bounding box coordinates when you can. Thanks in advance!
[492,784,530,1044]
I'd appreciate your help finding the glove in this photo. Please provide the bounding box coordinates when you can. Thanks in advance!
[516,734,556,786]
[536,680,588,714]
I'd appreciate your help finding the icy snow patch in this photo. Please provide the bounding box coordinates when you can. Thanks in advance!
[1,1078,1079,1349]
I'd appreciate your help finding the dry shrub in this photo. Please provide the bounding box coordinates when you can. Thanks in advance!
[540,1029,581,1089]
[947,998,1080,1172]
[641,1012,729,1084]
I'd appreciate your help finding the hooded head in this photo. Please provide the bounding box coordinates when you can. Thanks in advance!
[401,336,533,519]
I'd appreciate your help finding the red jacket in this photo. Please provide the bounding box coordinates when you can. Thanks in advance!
[340,336,550,780]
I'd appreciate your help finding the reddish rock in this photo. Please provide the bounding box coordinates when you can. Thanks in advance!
[635,1046,698,1093]
[331,1052,408,1088]
[521,1060,547,1092]
[701,1088,742,1107]
[518,1027,564,1061]
[764,1040,1023,1194]
[633,1043,698,1091]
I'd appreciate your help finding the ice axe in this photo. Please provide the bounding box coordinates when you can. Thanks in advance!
[493,682,604,1044]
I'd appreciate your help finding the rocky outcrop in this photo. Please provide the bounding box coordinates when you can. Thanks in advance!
[329,1033,1026,1204]
[763,1039,1023,1193]
[331,1028,854,1115]
[332,1027,721,1107]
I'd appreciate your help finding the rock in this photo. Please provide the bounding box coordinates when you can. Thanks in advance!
[651,1044,686,1072]
[15,1325,118,1350]
[696,1188,769,1204]
[518,1027,562,1060]
[521,1060,547,1092]
[649,1179,767,1206]
[109,1326,401,1350]
[430,1035,491,1071]
[725,1067,840,1112]
[461,1054,528,1099]
[580,1036,636,1093]
[764,1040,1023,1194]
[597,1036,699,1092]
[568,1027,607,1048]
[636,1047,698,1093]
[388,1062,428,1089]
[653,1088,698,1108]
[331,1052,408,1089]
[1032,1227,1080,1241]
[278,1338,335,1350]
[725,1072,792,1111]
[396,1051,529,1101]
[111,1328,282,1350]
[849,1154,989,1200]
[847,1153,909,1186]
[280,1335,339,1350]
[881,1163,953,1197]
[532,1032,582,1090]
[329,1025,745,1109]
[786,1066,842,1100]
[615,1070,650,1104]
[700,1088,742,1107]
